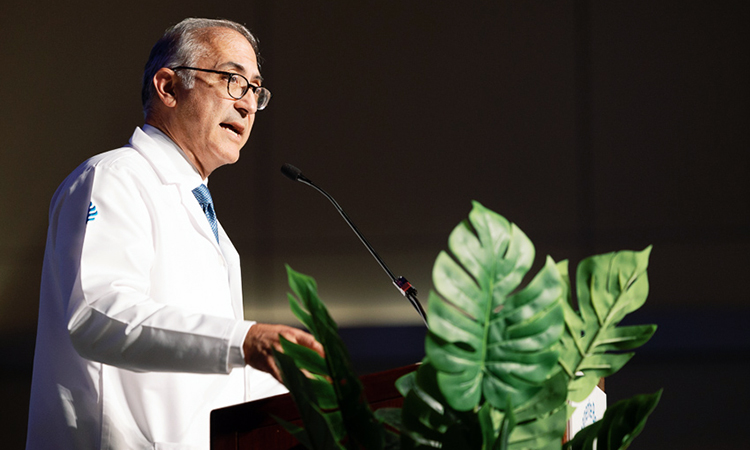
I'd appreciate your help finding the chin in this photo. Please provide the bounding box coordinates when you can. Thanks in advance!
[225,149,242,165]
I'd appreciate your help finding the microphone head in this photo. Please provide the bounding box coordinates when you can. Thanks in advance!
[281,163,302,181]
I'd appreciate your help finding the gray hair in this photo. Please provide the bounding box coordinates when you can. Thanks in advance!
[141,18,260,117]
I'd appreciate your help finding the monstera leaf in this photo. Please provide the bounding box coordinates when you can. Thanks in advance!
[385,201,570,448]
[377,362,518,450]
[506,372,568,450]
[556,248,657,403]
[380,363,481,449]
[426,201,566,412]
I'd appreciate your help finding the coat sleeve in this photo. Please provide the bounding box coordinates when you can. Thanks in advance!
[60,157,251,374]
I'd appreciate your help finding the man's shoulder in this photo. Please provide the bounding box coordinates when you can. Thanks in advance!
[55,145,154,197]
[67,144,156,182]
[84,145,146,171]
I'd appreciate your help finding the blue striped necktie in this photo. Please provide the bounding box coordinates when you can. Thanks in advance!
[192,184,219,243]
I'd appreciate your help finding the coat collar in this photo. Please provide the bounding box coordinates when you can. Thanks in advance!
[130,125,205,187]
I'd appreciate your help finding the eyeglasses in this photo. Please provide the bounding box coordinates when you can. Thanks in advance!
[171,66,271,110]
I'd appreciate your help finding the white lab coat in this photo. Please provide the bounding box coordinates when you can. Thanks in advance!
[26,126,285,450]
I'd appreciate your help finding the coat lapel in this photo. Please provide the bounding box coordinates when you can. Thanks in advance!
[130,127,225,255]
[129,127,244,320]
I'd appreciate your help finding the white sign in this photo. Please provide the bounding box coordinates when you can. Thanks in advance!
[567,385,607,442]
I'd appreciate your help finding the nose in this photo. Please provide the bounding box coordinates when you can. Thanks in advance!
[235,91,258,117]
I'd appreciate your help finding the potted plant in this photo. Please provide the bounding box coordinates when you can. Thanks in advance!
[274,202,661,450]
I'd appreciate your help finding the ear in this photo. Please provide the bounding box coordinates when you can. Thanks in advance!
[152,68,179,108]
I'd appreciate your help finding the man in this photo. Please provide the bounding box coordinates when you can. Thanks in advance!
[26,18,321,449]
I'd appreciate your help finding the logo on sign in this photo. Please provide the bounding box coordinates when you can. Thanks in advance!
[582,401,597,428]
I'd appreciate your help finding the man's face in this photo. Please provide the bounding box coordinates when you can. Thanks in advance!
[170,29,262,178]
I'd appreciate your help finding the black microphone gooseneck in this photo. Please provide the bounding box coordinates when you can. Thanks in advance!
[280,163,428,328]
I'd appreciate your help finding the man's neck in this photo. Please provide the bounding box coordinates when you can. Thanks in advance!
[144,115,210,179]
[142,122,207,183]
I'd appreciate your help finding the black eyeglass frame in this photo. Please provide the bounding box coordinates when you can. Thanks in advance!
[171,66,270,109]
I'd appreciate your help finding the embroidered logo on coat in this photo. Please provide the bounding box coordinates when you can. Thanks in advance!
[87,202,98,222]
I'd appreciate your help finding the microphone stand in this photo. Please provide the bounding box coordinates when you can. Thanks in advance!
[281,164,428,328]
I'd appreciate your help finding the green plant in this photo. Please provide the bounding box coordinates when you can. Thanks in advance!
[275,202,661,450]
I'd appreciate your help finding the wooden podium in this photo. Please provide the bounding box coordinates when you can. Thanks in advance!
[211,364,418,450]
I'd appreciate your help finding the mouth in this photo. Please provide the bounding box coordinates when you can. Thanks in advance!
[220,122,244,138]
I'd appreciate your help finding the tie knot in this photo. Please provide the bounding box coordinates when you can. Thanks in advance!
[192,184,213,206]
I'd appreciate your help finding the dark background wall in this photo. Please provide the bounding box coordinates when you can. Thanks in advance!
[1,1,748,448]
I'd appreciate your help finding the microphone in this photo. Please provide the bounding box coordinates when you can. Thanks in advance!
[280,163,309,183]
[281,163,428,327]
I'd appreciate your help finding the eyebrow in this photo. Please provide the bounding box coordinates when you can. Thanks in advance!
[218,61,263,83]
